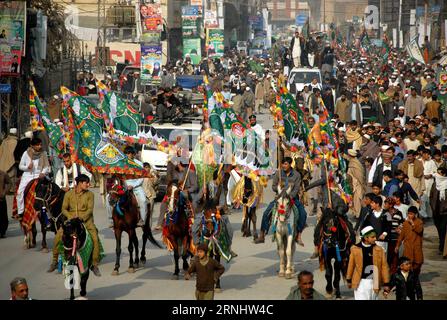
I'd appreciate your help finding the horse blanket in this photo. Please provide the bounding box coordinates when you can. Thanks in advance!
[12,179,39,232]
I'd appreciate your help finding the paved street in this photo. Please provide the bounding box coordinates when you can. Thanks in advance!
[1,113,446,300]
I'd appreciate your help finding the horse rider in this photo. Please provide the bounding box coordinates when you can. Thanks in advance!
[255,157,307,244]
[194,169,237,257]
[123,146,147,227]
[166,157,199,212]
[48,174,101,277]
[310,189,356,259]
[16,138,51,219]
[53,153,92,227]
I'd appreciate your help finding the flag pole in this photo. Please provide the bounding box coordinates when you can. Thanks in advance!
[323,152,332,208]
[181,138,200,191]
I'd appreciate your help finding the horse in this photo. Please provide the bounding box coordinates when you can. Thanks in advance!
[233,175,263,240]
[315,207,355,299]
[195,188,233,291]
[108,180,162,275]
[162,182,194,280]
[270,185,297,279]
[60,217,92,300]
[19,177,65,251]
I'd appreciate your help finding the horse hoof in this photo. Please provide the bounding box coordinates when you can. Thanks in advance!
[215,288,222,293]
[134,263,139,269]
[285,273,293,279]
[278,272,285,277]
[172,274,179,280]
[127,267,135,274]
[111,270,119,276]
[140,259,146,266]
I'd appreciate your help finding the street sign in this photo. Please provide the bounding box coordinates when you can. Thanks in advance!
[295,14,307,26]
[0,84,12,94]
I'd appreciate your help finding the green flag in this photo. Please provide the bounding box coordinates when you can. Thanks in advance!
[30,82,65,154]
[102,92,141,136]
[63,91,147,177]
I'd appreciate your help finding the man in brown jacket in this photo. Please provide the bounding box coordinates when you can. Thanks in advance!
[185,243,225,300]
[347,226,390,300]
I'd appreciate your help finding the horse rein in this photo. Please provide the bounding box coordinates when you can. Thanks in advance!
[35,183,60,216]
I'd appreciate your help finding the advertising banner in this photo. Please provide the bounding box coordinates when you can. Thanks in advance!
[0,1,26,76]
[141,31,160,45]
[204,10,219,29]
[183,38,201,65]
[139,3,162,32]
[182,16,200,39]
[207,28,224,57]
[140,44,162,85]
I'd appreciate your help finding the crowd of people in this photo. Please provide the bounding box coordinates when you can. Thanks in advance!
[1,28,447,301]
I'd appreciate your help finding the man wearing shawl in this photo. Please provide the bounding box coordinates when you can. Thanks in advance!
[16,138,50,217]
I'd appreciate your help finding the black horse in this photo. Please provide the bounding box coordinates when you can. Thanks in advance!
[61,218,91,300]
[31,177,65,251]
[314,207,355,299]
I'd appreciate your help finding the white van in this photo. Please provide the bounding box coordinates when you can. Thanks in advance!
[140,121,202,196]
[287,67,322,94]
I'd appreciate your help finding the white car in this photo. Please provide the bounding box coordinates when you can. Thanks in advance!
[140,121,202,196]
[287,67,322,94]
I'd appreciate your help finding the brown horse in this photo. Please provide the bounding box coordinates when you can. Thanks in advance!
[162,182,194,279]
[108,179,161,275]
[16,177,65,251]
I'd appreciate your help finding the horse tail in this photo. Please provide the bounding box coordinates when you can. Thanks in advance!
[145,220,163,249]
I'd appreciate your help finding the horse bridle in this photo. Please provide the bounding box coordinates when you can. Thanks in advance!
[35,182,59,216]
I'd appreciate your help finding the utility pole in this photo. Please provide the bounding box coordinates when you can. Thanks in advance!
[103,0,107,78]
[323,0,326,32]
[398,0,402,48]
[424,0,428,40]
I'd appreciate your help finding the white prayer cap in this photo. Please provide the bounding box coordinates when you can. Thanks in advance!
[394,117,401,121]
[361,226,376,237]
[53,95,59,100]
[9,128,17,135]
[381,145,390,151]
[347,149,357,157]
[390,137,398,144]
[405,79,411,83]
[398,106,405,110]
[363,134,371,140]
[25,131,33,139]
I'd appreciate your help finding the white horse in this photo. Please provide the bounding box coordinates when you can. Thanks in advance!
[272,185,296,279]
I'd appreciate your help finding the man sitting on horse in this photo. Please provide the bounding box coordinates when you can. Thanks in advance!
[53,153,92,228]
[16,137,51,218]
[48,174,101,276]
[123,146,148,227]
[194,169,237,258]
[55,153,92,193]
[255,157,307,244]
[167,158,199,210]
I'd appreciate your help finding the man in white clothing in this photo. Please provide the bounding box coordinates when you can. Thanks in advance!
[290,31,303,68]
[124,146,147,227]
[55,153,92,192]
[420,148,437,218]
[16,138,51,217]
